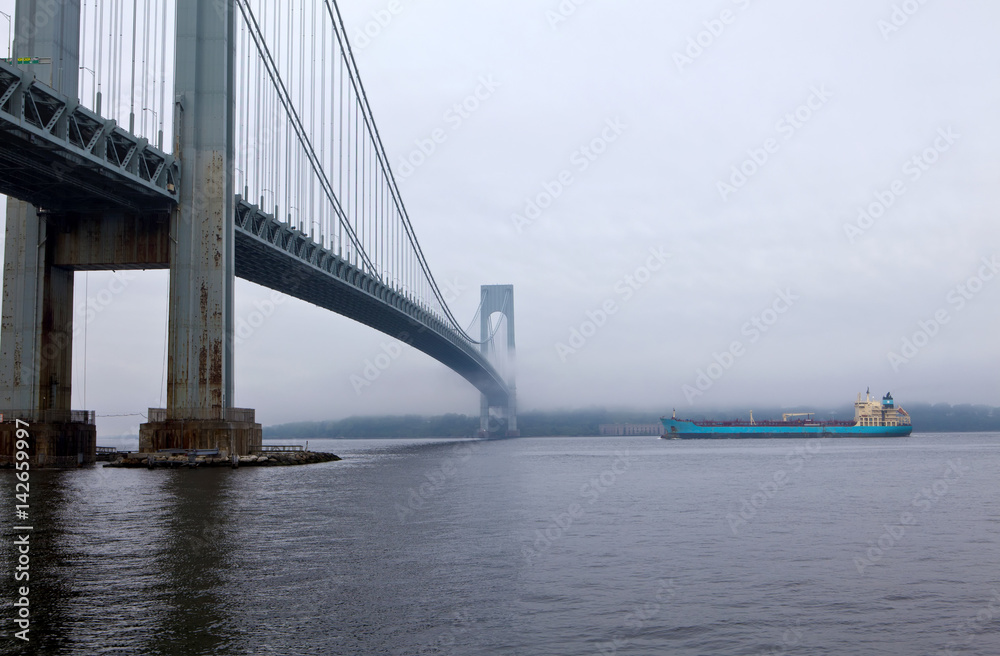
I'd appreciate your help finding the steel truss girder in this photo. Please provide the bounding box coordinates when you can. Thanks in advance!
[0,59,179,212]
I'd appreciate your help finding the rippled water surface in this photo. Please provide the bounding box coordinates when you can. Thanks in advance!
[1,434,999,655]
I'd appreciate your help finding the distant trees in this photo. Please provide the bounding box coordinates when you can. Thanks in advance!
[264,403,1000,439]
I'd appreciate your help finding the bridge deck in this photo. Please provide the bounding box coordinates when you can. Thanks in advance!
[0,59,508,408]
[234,200,509,406]
[0,60,178,212]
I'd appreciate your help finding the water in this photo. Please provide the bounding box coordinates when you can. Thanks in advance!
[1,434,999,655]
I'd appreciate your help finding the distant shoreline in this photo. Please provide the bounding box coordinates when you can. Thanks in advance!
[260,404,1000,439]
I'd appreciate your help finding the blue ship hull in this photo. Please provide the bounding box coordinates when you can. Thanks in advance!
[660,418,912,439]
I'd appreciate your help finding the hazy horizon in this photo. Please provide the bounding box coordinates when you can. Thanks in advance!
[2,0,998,437]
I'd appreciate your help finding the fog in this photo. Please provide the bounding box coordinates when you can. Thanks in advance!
[2,0,998,436]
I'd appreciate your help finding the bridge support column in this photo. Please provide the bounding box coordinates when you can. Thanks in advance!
[138,0,260,456]
[0,0,95,466]
[478,285,518,438]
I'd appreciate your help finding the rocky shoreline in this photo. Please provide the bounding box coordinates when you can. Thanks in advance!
[104,451,341,468]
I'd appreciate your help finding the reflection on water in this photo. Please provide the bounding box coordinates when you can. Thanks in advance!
[148,472,238,655]
[0,435,998,655]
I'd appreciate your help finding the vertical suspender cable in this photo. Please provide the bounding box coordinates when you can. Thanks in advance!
[357,97,361,266]
[116,0,123,124]
[255,23,262,204]
[235,0,373,270]
[300,0,305,235]
[372,138,376,272]
[110,0,118,120]
[241,15,246,197]
[243,16,249,197]
[360,111,365,263]
[323,0,470,335]
[140,1,148,135]
[80,0,87,102]
[273,0,279,215]
[285,2,290,225]
[110,0,115,120]
[91,0,98,108]
[97,0,104,114]
[288,2,294,229]
[286,3,293,227]
[338,57,343,256]
[320,1,326,246]
[130,0,136,132]
[159,0,167,145]
[90,0,97,108]
[150,0,157,137]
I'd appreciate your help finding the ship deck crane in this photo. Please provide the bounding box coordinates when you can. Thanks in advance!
[782,412,815,422]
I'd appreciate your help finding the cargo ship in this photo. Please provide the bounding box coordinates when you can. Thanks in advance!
[660,391,912,439]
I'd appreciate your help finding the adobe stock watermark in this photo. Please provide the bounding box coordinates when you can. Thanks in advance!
[595,578,677,656]
[521,448,639,565]
[941,589,1000,656]
[14,0,63,42]
[234,290,289,346]
[844,126,960,243]
[673,0,757,73]
[19,270,138,383]
[352,0,409,50]
[727,439,822,535]
[853,458,969,574]
[417,610,474,655]
[350,276,467,394]
[76,270,137,324]
[877,0,933,41]
[755,626,806,656]
[887,255,998,371]
[717,85,833,201]
[396,75,501,182]
[511,117,627,233]
[554,246,669,362]
[682,289,798,404]
[545,0,592,30]
[349,339,406,395]
[394,438,487,522]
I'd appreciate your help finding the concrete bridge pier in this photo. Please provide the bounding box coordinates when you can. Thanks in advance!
[0,0,95,466]
[139,0,260,457]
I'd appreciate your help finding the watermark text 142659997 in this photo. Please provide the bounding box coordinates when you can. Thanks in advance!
[12,419,33,642]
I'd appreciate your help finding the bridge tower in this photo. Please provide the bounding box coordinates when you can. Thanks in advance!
[139,0,260,456]
[479,285,518,437]
[0,0,260,463]
[0,0,95,465]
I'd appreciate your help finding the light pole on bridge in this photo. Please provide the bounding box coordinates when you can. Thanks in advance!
[79,66,96,113]
[142,107,160,149]
[0,11,12,60]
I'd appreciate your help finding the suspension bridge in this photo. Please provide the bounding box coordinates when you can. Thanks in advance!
[0,0,517,465]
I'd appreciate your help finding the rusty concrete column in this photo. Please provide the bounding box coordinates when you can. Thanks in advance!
[0,0,80,418]
[0,200,44,413]
[167,0,236,420]
[39,236,74,413]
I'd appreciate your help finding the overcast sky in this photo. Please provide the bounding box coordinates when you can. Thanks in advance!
[2,0,998,436]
